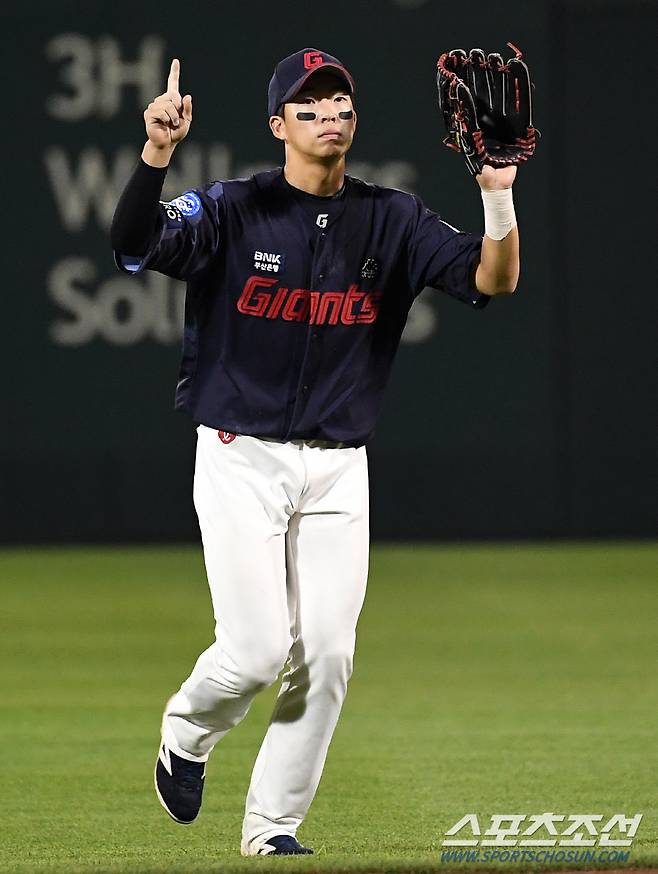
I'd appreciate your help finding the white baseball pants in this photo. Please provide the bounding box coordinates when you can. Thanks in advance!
[161,424,370,854]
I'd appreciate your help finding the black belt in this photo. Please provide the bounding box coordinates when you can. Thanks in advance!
[257,435,350,450]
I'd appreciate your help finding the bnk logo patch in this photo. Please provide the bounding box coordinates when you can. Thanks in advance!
[253,250,286,273]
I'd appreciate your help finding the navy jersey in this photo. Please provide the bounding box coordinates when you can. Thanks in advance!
[114,168,489,446]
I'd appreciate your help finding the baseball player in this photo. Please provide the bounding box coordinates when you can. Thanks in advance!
[110,48,520,856]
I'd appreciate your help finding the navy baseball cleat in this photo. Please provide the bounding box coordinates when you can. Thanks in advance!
[257,835,314,855]
[154,743,206,824]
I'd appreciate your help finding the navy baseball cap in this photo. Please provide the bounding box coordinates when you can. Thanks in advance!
[268,48,355,117]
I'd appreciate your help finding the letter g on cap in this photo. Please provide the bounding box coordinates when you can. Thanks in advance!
[304,51,324,70]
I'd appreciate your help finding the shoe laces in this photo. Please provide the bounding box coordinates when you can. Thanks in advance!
[176,762,203,792]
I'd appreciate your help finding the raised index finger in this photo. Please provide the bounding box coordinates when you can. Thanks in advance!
[167,58,180,93]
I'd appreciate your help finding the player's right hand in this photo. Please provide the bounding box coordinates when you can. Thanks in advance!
[144,59,193,148]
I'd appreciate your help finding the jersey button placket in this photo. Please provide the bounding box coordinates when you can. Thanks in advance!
[313,230,327,289]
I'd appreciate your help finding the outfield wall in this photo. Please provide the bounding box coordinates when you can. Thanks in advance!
[2,0,654,541]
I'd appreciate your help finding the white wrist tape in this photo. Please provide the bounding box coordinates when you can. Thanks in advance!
[481,188,517,241]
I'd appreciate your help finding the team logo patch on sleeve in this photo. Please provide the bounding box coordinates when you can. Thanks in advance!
[168,191,202,217]
[253,250,286,273]
[161,201,184,226]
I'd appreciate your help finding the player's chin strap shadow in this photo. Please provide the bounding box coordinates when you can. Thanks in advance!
[296,110,353,121]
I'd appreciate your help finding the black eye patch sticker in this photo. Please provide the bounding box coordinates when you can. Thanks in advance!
[295,109,354,121]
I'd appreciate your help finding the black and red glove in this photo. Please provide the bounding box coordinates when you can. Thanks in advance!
[436,42,537,176]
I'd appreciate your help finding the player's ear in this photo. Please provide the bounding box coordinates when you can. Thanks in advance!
[269,113,287,142]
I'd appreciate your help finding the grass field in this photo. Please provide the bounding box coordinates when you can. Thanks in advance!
[1,542,656,874]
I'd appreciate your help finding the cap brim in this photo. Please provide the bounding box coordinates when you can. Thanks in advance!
[278,63,355,112]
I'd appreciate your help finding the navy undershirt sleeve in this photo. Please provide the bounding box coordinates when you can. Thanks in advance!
[110,158,168,256]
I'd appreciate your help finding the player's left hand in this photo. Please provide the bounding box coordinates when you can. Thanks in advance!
[476,164,517,191]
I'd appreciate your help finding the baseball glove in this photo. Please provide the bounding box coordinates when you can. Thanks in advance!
[436,42,537,176]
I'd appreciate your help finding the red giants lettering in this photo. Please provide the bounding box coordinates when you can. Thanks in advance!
[236,276,382,326]
[236,276,276,316]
